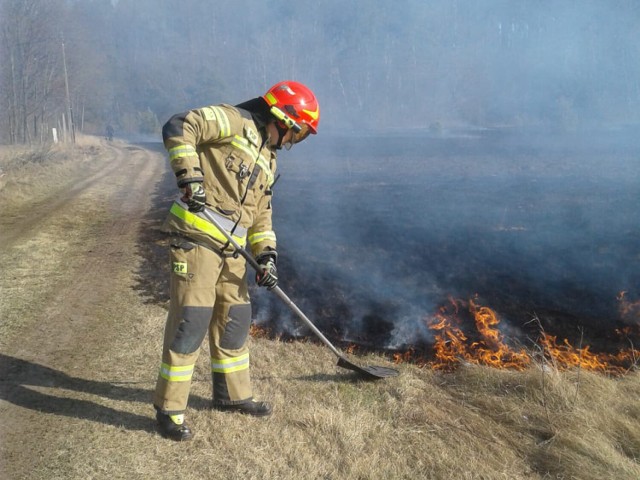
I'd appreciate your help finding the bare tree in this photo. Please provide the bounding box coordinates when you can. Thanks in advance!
[0,0,66,144]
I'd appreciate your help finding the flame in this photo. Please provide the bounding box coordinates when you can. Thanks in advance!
[414,297,637,374]
[469,300,531,369]
[393,348,417,364]
[253,292,638,375]
[428,303,471,369]
[540,333,637,374]
[427,298,530,371]
[250,324,270,338]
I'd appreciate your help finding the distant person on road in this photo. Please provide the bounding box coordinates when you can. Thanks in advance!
[153,81,320,441]
[106,124,114,141]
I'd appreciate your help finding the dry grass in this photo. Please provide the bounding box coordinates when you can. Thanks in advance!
[88,327,639,480]
[0,135,104,208]
[0,140,638,480]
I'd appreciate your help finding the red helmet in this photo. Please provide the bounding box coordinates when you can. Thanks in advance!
[263,81,319,143]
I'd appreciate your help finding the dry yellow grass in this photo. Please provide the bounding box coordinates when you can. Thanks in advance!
[0,140,638,480]
[0,135,105,208]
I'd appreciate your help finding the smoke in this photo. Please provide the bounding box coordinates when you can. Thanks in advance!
[253,128,640,349]
[98,1,640,351]
[51,1,640,137]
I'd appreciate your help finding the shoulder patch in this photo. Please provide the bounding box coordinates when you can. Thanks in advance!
[244,126,260,147]
[201,107,216,121]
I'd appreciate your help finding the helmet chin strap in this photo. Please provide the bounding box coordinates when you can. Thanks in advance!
[273,121,289,150]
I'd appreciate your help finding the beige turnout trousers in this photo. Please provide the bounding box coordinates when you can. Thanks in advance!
[153,237,253,414]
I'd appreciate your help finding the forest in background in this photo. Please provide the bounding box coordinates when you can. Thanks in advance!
[1,0,640,144]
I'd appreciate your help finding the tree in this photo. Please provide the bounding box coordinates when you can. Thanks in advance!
[0,0,73,143]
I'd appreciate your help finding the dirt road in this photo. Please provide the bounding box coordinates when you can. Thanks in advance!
[0,138,176,478]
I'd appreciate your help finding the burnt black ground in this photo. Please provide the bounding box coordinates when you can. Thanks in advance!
[254,127,640,353]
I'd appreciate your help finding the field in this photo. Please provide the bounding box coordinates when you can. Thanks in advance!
[0,135,638,479]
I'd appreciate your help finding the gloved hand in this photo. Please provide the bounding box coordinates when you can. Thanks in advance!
[255,251,278,290]
[180,182,206,212]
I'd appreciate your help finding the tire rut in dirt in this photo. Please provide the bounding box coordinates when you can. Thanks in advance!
[0,143,129,248]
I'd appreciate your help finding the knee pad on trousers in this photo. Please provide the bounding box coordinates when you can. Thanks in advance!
[170,306,213,354]
[219,304,252,350]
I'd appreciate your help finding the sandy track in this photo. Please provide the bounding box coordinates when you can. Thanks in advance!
[0,144,131,249]
[0,139,170,478]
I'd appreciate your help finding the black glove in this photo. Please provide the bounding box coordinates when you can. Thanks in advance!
[180,182,206,212]
[255,251,278,290]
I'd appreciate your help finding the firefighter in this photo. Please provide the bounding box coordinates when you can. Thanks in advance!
[153,81,319,441]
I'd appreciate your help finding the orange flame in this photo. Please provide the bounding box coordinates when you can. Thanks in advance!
[540,333,637,374]
[250,324,269,337]
[416,297,638,374]
[469,300,531,369]
[393,348,416,364]
[427,298,531,371]
[344,344,358,355]
[253,293,638,375]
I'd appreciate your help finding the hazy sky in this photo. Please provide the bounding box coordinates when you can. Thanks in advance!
[82,0,640,133]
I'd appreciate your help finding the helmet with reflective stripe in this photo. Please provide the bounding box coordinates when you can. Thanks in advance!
[263,81,319,143]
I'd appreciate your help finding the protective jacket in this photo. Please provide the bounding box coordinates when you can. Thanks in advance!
[154,100,279,413]
[162,103,277,257]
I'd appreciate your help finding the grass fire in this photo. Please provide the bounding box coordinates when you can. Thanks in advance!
[390,297,638,375]
[253,295,638,376]
[253,130,640,384]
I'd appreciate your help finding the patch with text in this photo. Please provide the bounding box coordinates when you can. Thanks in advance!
[173,261,188,275]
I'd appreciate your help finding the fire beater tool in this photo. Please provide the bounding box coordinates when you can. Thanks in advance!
[202,208,400,380]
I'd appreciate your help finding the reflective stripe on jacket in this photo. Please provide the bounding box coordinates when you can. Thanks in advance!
[168,199,248,247]
[162,104,277,255]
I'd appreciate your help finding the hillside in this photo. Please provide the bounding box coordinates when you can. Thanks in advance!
[0,139,638,480]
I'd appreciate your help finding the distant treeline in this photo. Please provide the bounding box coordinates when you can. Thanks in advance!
[1,0,639,143]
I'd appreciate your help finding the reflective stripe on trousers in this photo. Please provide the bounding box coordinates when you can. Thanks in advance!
[159,363,195,382]
[211,353,250,374]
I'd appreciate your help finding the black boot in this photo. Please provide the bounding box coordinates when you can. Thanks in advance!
[156,410,193,441]
[212,400,272,417]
